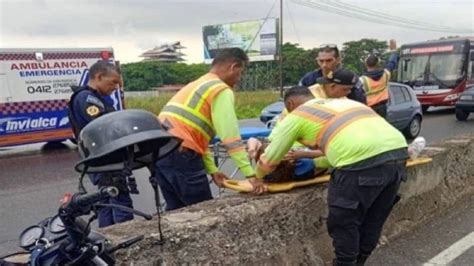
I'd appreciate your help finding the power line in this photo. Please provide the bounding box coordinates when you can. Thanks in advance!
[294,0,437,32]
[328,0,472,32]
[291,0,473,34]
[298,0,473,33]
[245,0,278,53]
[315,0,471,32]
[294,0,449,32]
[286,0,302,44]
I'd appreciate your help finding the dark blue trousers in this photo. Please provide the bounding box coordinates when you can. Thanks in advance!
[154,148,212,211]
[89,173,134,228]
[327,161,406,265]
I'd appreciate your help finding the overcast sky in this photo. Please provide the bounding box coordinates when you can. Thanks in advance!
[0,0,472,64]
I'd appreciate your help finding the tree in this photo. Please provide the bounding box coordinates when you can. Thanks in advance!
[341,39,388,75]
[281,42,318,86]
[121,42,318,91]
[121,62,209,91]
[239,42,318,90]
[239,61,278,90]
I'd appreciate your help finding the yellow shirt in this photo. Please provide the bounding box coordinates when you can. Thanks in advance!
[308,84,329,99]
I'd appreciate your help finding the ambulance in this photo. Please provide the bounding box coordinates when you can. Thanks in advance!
[0,48,124,147]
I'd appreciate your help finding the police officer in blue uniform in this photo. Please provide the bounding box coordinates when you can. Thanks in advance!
[299,44,367,104]
[68,61,137,228]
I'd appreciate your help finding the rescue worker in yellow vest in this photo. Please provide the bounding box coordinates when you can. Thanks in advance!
[277,68,355,123]
[273,68,358,162]
[360,39,399,118]
[253,86,408,266]
[311,68,356,99]
[155,48,255,211]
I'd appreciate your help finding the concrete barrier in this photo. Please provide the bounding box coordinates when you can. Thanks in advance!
[103,134,474,265]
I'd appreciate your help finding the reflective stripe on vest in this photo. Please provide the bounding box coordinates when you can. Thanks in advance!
[186,79,223,109]
[318,108,377,151]
[361,70,390,106]
[296,105,335,120]
[293,104,378,151]
[159,76,228,149]
[221,137,245,153]
[224,143,246,154]
[161,104,215,140]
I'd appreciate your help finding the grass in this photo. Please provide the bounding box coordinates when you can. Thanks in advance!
[125,90,280,119]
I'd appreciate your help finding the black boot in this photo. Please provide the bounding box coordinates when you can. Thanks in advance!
[333,259,357,266]
[356,254,369,266]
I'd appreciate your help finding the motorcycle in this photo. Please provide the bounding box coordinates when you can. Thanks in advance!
[1,109,182,266]
[0,186,152,266]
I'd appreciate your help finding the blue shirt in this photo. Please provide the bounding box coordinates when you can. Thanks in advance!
[299,69,367,104]
[70,86,115,136]
[362,52,399,81]
[68,86,116,185]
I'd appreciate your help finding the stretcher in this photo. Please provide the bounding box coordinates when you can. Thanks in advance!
[211,127,272,144]
[211,127,271,178]
[223,157,433,193]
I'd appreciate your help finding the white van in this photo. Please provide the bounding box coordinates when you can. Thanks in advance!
[0,48,124,147]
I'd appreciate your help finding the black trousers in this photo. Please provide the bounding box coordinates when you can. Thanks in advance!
[371,101,388,119]
[154,148,212,211]
[327,161,406,265]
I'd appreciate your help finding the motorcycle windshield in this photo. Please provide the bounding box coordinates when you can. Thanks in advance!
[398,53,465,89]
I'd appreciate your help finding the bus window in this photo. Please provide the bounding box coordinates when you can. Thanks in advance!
[399,53,464,87]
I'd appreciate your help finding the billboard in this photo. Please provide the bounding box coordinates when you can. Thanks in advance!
[202,18,278,63]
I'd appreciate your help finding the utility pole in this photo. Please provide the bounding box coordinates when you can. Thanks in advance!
[279,0,284,98]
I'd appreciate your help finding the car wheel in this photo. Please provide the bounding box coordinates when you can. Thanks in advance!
[421,106,429,113]
[455,108,470,121]
[404,115,421,139]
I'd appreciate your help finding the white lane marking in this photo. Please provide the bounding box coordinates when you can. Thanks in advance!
[423,231,474,265]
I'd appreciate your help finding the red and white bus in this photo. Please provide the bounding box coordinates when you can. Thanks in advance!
[397,37,474,112]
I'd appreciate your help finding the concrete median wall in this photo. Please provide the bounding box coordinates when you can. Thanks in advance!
[103,134,474,265]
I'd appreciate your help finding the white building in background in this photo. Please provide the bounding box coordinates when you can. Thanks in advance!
[140,41,186,62]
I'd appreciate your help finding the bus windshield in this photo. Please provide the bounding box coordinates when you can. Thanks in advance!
[398,53,465,88]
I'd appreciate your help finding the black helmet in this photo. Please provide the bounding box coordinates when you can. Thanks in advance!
[75,109,181,173]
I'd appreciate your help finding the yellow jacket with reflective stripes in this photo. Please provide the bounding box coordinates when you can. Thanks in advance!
[256,98,407,178]
[360,69,390,107]
[276,84,344,123]
[272,83,345,147]
[159,73,254,176]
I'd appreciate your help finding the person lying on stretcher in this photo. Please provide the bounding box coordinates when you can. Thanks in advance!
[247,137,328,183]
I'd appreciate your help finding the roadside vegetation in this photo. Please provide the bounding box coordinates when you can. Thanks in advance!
[126,90,280,119]
[123,38,400,118]
[122,39,395,91]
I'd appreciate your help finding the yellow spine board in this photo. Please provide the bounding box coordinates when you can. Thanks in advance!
[223,157,433,193]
